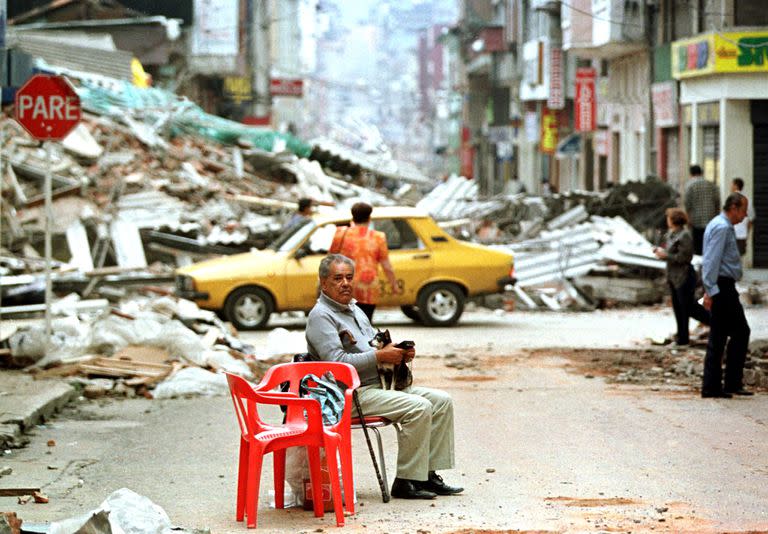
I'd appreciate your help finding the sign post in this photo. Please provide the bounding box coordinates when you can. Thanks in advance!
[14,74,81,351]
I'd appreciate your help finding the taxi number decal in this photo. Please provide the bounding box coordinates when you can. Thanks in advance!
[379,278,405,296]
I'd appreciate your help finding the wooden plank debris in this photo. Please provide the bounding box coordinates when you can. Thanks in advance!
[112,345,170,366]
[77,357,173,383]
[0,488,41,497]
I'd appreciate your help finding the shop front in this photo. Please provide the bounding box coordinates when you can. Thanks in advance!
[673,30,768,266]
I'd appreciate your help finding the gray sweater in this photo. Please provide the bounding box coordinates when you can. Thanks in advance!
[664,228,695,288]
[306,292,380,386]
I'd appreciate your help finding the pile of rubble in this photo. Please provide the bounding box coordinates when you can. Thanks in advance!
[1,70,421,320]
[611,338,768,390]
[745,339,768,390]
[0,290,285,400]
[420,175,711,311]
[522,335,768,392]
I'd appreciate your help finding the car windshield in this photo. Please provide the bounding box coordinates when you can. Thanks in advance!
[268,219,317,252]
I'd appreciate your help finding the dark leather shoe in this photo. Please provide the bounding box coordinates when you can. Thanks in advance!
[702,390,733,398]
[390,478,436,500]
[724,388,754,396]
[418,471,464,495]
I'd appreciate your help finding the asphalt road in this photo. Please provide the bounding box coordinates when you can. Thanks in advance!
[2,306,768,533]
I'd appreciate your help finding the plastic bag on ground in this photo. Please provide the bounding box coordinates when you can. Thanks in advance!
[48,487,173,534]
[153,367,229,399]
[284,446,308,508]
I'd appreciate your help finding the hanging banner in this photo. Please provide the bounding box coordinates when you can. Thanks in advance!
[575,67,596,132]
[540,107,558,154]
[651,81,678,128]
[548,46,565,110]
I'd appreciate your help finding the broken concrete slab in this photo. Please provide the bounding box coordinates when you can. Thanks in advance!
[0,372,76,447]
[574,275,665,305]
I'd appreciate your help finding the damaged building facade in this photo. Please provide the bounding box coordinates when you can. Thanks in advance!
[443,0,768,267]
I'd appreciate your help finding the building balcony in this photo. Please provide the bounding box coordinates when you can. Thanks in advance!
[563,0,647,59]
[464,26,507,59]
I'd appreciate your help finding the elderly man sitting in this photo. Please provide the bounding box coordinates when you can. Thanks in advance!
[305,254,463,500]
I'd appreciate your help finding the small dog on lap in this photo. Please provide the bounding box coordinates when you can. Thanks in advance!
[368,329,413,390]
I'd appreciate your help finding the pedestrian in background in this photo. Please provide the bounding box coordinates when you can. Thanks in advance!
[329,202,398,321]
[654,208,710,346]
[284,197,314,230]
[700,193,752,398]
[476,218,501,243]
[684,164,720,255]
[730,178,756,256]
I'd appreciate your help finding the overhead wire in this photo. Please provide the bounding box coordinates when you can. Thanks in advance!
[557,0,644,28]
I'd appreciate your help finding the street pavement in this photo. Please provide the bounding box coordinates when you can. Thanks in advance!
[1,305,767,533]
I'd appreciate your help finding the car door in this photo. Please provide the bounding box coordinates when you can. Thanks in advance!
[371,217,433,306]
[282,222,339,309]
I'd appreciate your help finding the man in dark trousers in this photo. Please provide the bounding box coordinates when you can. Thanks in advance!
[306,254,463,499]
[701,193,751,398]
[684,164,721,255]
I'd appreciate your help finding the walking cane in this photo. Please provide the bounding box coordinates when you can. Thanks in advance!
[353,389,390,502]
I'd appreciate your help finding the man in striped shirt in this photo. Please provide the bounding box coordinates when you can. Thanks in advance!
[684,164,721,255]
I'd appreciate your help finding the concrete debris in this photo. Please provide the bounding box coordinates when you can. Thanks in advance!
[2,290,269,400]
[580,337,768,391]
[484,215,668,310]
[1,71,410,307]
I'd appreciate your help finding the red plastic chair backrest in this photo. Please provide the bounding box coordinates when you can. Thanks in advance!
[225,372,325,440]
[255,362,360,431]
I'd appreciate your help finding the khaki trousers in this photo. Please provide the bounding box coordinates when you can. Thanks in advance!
[354,384,455,481]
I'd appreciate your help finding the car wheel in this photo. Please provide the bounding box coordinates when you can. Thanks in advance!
[400,305,423,323]
[224,286,274,330]
[416,283,465,327]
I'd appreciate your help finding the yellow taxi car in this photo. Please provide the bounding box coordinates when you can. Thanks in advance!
[175,207,515,329]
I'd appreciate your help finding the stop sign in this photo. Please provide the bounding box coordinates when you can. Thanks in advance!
[14,74,82,140]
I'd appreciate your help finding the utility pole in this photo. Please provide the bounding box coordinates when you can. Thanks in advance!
[251,0,272,122]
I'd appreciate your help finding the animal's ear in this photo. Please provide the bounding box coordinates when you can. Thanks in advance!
[384,329,390,336]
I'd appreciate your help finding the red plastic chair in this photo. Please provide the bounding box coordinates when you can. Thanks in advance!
[225,362,359,529]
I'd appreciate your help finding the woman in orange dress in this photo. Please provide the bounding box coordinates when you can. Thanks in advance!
[329,202,398,321]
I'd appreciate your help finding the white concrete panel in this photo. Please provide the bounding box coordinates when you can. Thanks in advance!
[680,73,768,104]
[719,98,753,206]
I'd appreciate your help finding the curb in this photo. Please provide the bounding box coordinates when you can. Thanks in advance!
[0,377,77,448]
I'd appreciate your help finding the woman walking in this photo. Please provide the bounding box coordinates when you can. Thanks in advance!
[654,208,710,346]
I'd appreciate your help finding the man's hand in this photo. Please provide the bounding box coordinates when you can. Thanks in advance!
[376,343,405,364]
[653,246,667,259]
[403,348,415,362]
[703,293,712,311]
